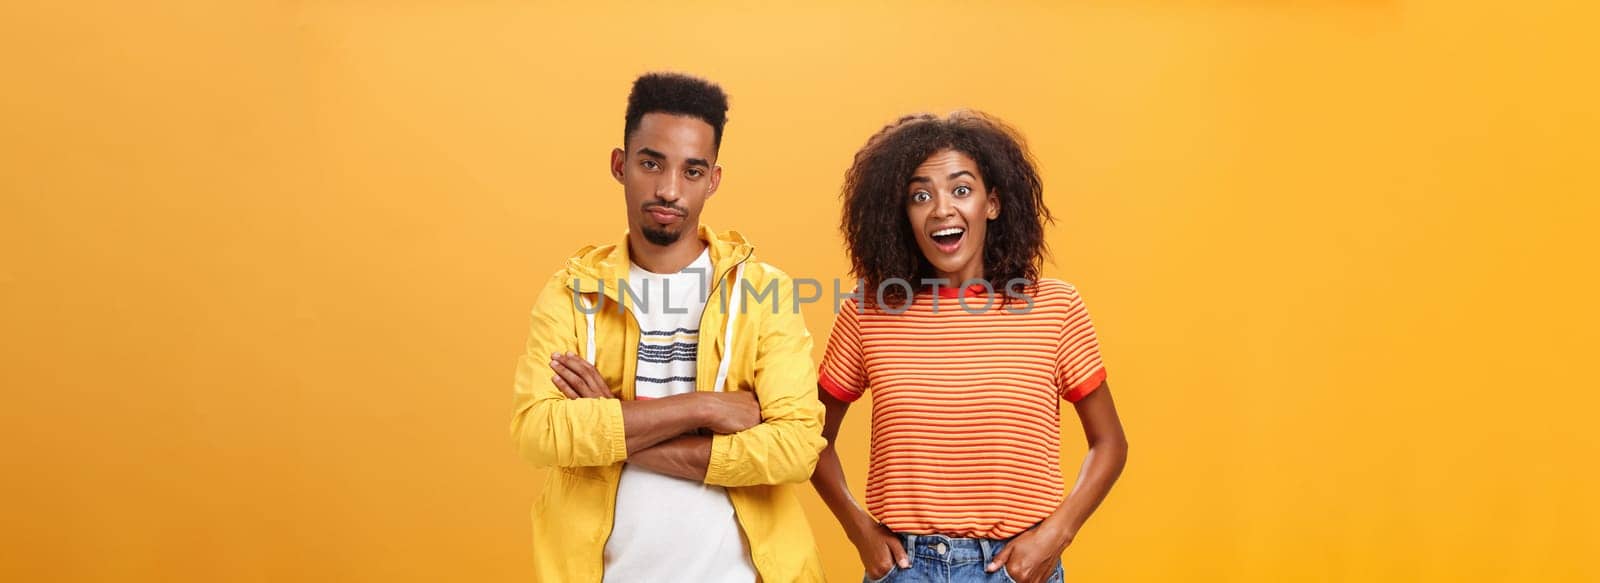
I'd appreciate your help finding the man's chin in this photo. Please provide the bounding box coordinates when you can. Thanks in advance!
[641,226,682,246]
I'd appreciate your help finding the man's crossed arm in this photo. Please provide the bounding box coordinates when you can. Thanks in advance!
[548,352,755,481]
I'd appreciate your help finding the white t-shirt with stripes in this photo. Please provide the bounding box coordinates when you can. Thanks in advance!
[602,249,755,583]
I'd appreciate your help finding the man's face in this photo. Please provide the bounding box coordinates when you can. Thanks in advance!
[611,113,721,247]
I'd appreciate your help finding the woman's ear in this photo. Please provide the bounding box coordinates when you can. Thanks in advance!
[987,191,1000,220]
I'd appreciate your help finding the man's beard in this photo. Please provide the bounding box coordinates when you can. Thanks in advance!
[641,225,682,246]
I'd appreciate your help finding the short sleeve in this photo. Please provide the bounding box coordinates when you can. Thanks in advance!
[818,297,868,402]
[1056,287,1108,402]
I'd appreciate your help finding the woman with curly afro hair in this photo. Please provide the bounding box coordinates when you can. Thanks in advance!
[810,111,1129,583]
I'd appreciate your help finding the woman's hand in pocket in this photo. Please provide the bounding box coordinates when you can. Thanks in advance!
[848,514,908,580]
[987,526,1069,583]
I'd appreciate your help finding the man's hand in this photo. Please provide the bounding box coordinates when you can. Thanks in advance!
[552,352,757,432]
[987,526,1069,583]
[698,391,761,434]
[550,352,613,399]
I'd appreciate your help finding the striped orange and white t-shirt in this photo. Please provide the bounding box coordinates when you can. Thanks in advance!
[818,279,1108,539]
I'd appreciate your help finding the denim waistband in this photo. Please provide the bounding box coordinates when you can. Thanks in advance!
[897,533,1008,565]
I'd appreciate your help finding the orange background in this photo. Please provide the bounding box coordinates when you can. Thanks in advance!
[3,1,1597,581]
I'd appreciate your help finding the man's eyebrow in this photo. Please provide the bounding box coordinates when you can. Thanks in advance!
[635,148,711,169]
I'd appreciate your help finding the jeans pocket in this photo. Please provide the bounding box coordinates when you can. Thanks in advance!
[863,564,898,583]
[999,561,1063,583]
[998,564,1018,583]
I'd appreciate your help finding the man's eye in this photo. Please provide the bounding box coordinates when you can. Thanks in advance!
[687,169,703,178]
[642,160,659,170]
[954,186,971,196]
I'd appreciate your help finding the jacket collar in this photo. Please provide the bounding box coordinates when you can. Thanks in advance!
[565,224,754,297]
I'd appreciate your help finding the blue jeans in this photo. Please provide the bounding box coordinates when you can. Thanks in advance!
[863,533,1064,583]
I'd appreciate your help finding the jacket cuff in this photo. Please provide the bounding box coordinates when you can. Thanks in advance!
[704,433,735,485]
[603,398,629,462]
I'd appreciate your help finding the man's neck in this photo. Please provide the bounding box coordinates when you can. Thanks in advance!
[628,232,708,275]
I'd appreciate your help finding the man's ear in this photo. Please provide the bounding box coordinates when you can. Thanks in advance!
[610,147,625,184]
[706,165,723,199]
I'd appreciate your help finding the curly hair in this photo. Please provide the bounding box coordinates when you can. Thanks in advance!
[623,72,729,152]
[841,110,1053,306]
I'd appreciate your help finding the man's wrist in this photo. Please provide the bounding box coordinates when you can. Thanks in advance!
[685,392,712,428]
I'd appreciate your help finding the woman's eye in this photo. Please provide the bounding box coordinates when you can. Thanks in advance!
[911,192,931,203]
[954,186,971,196]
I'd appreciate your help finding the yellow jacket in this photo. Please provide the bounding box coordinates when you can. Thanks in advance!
[511,225,827,582]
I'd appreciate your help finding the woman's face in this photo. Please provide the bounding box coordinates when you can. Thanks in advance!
[905,149,1000,284]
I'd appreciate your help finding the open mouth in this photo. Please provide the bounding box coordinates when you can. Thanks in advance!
[929,226,966,253]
